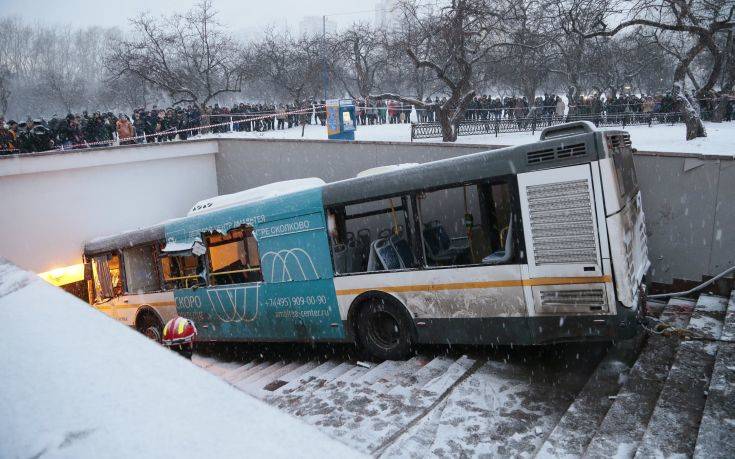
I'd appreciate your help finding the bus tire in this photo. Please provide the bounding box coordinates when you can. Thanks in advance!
[355,296,414,360]
[137,313,162,343]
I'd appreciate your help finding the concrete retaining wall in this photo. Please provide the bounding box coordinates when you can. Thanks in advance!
[1,136,732,285]
[216,138,734,285]
[0,140,218,272]
[633,152,734,284]
[215,138,500,194]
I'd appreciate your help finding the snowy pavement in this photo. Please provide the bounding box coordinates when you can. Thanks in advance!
[194,121,735,156]
[0,258,363,459]
[3,255,735,458]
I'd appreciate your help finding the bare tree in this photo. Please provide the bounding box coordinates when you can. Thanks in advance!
[574,0,735,139]
[106,1,246,110]
[332,23,388,99]
[372,0,515,142]
[0,65,10,116]
[254,31,323,104]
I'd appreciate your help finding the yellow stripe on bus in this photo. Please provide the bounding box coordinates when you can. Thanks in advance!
[335,275,612,296]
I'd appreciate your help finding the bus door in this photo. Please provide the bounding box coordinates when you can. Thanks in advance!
[517,163,610,316]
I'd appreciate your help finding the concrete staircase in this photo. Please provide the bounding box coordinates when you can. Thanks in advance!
[192,291,735,458]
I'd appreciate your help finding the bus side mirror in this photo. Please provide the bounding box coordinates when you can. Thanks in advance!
[84,262,93,281]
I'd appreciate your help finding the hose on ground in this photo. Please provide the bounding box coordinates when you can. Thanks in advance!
[647,265,735,300]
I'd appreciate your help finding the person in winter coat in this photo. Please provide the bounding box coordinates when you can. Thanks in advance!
[0,117,15,154]
[555,96,566,121]
[116,115,135,144]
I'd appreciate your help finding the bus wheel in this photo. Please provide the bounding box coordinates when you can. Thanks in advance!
[356,297,413,360]
[138,315,162,343]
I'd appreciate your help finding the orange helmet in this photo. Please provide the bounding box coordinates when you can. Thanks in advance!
[162,317,197,348]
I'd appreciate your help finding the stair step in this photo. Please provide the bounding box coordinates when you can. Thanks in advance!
[693,341,735,458]
[203,360,242,377]
[228,360,272,384]
[268,360,339,396]
[379,355,594,458]
[387,356,454,396]
[634,294,726,458]
[263,361,319,392]
[720,290,735,342]
[332,365,369,384]
[191,354,218,369]
[238,361,287,385]
[315,361,356,383]
[421,355,475,394]
[371,356,430,394]
[238,361,304,396]
[634,340,720,458]
[221,361,258,383]
[688,294,728,339]
[583,302,694,459]
[282,356,477,455]
[358,360,404,385]
[536,333,646,458]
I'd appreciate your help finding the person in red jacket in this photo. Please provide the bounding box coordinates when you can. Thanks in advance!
[162,317,197,360]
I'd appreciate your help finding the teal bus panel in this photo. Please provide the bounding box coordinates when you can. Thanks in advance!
[166,187,346,342]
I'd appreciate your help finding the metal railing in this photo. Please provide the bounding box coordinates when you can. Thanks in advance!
[410,111,691,140]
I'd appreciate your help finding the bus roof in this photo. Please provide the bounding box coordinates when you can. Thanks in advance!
[187,178,325,217]
[323,127,606,206]
[83,124,623,256]
[84,223,166,257]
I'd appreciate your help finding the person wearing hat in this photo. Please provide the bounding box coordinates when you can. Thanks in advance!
[162,317,197,359]
[0,116,14,154]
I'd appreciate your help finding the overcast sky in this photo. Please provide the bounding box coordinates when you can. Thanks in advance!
[0,0,383,36]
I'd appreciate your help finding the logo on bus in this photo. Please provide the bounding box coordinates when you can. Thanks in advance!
[261,248,319,283]
[207,285,260,322]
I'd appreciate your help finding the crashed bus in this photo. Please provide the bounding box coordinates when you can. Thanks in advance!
[83,121,650,359]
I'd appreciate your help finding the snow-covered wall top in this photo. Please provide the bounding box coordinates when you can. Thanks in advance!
[0,258,362,458]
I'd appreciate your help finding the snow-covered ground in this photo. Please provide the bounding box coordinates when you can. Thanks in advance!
[196,121,735,156]
[0,259,361,459]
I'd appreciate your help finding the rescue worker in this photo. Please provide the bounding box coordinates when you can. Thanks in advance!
[162,317,197,360]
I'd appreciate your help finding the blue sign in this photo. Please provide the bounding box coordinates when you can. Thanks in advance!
[326,98,356,140]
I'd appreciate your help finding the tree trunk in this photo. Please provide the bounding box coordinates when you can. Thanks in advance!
[673,81,706,140]
[437,108,457,142]
[712,94,729,123]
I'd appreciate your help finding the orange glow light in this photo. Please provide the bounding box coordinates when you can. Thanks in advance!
[38,264,85,286]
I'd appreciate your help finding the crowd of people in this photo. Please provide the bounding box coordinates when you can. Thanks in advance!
[2,91,733,154]
[0,101,323,154]
[416,91,735,123]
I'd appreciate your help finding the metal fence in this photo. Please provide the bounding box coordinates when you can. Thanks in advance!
[410,111,690,140]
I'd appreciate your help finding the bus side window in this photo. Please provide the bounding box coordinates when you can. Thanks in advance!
[204,225,262,286]
[328,195,420,274]
[91,252,123,301]
[418,180,520,267]
[160,254,204,290]
[122,244,161,294]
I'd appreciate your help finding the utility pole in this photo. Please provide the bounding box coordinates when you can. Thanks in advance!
[323,15,328,101]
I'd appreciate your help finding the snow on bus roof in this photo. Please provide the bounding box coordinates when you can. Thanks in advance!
[0,258,362,459]
[187,177,326,217]
[356,163,420,177]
